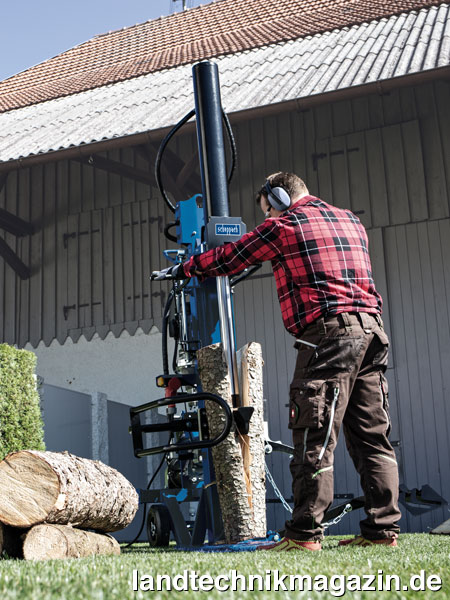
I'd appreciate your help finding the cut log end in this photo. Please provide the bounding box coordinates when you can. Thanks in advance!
[0,452,60,527]
[22,524,121,560]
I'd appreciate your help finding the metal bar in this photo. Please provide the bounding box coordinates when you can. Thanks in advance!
[266,440,295,455]
[139,418,199,434]
[139,488,202,504]
[192,61,240,401]
[204,484,225,543]
[133,433,229,457]
[164,496,192,547]
[216,277,240,404]
[130,392,231,416]
[130,391,233,457]
[192,61,229,219]
[180,288,189,342]
[191,489,208,546]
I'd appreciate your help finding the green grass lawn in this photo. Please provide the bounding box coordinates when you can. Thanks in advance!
[0,534,448,599]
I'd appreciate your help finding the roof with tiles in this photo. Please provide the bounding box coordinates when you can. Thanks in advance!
[0,0,449,113]
[0,3,449,164]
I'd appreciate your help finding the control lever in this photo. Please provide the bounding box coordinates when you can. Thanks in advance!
[230,263,262,287]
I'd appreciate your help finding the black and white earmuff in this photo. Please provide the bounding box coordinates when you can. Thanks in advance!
[264,181,291,214]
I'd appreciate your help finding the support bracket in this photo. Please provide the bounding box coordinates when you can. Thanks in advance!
[0,173,34,278]
[0,236,31,279]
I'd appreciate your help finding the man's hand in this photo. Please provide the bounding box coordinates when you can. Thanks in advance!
[150,264,185,281]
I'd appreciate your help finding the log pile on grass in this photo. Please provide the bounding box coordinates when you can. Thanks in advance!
[0,450,138,560]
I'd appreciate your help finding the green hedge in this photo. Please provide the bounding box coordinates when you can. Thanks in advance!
[0,344,45,460]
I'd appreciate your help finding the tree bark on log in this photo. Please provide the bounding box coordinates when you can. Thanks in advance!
[22,524,120,560]
[240,343,266,538]
[197,342,266,543]
[0,450,138,531]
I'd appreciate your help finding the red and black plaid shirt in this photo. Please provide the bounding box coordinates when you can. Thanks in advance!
[183,196,382,337]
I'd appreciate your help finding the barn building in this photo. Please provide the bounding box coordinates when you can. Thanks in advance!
[0,0,449,537]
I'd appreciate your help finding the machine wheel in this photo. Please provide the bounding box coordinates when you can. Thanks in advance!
[147,504,171,547]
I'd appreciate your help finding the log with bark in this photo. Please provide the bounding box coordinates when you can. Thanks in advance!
[197,342,266,544]
[0,520,121,561]
[0,450,138,531]
[239,343,266,538]
[22,524,120,560]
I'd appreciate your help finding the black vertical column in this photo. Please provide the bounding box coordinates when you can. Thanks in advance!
[192,61,233,544]
[192,61,229,224]
[192,61,240,406]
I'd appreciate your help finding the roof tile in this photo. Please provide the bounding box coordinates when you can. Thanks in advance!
[1,5,449,164]
[0,0,449,113]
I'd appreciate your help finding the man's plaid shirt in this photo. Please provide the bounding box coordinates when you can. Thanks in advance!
[183,195,382,337]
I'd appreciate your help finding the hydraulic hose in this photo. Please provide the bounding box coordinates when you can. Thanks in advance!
[172,338,179,374]
[164,221,179,243]
[121,433,173,549]
[161,289,175,375]
[155,109,196,213]
[155,108,237,214]
[222,110,237,185]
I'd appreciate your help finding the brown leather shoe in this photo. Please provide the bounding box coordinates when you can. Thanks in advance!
[338,535,397,547]
[257,537,322,551]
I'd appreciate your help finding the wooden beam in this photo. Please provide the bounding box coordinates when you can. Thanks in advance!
[176,152,200,190]
[0,173,8,194]
[0,207,34,236]
[74,155,154,186]
[144,141,201,199]
[141,141,181,191]
[0,236,30,279]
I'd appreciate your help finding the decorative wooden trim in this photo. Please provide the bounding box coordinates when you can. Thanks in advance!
[0,172,8,193]
[0,236,30,279]
[74,154,154,186]
[140,142,201,197]
[0,207,34,236]
[176,152,200,190]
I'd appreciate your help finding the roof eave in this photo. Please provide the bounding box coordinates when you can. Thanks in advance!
[1,65,449,173]
[230,65,450,122]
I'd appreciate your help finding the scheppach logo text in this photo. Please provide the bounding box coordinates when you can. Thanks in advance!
[215,223,241,236]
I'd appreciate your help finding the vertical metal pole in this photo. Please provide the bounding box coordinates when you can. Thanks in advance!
[216,278,240,402]
[192,61,240,405]
[192,61,229,219]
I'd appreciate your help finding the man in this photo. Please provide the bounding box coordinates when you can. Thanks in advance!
[152,172,401,551]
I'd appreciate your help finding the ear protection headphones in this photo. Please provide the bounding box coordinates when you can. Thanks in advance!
[264,181,291,213]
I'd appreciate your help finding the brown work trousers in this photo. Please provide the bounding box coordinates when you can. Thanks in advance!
[285,312,401,541]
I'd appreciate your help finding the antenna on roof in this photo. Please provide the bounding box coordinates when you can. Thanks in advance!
[171,0,188,11]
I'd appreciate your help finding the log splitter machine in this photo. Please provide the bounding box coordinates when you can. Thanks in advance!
[129,61,257,548]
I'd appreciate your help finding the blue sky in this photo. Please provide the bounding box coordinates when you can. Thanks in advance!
[0,0,214,81]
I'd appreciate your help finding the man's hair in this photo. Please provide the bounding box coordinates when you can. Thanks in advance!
[255,172,309,205]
